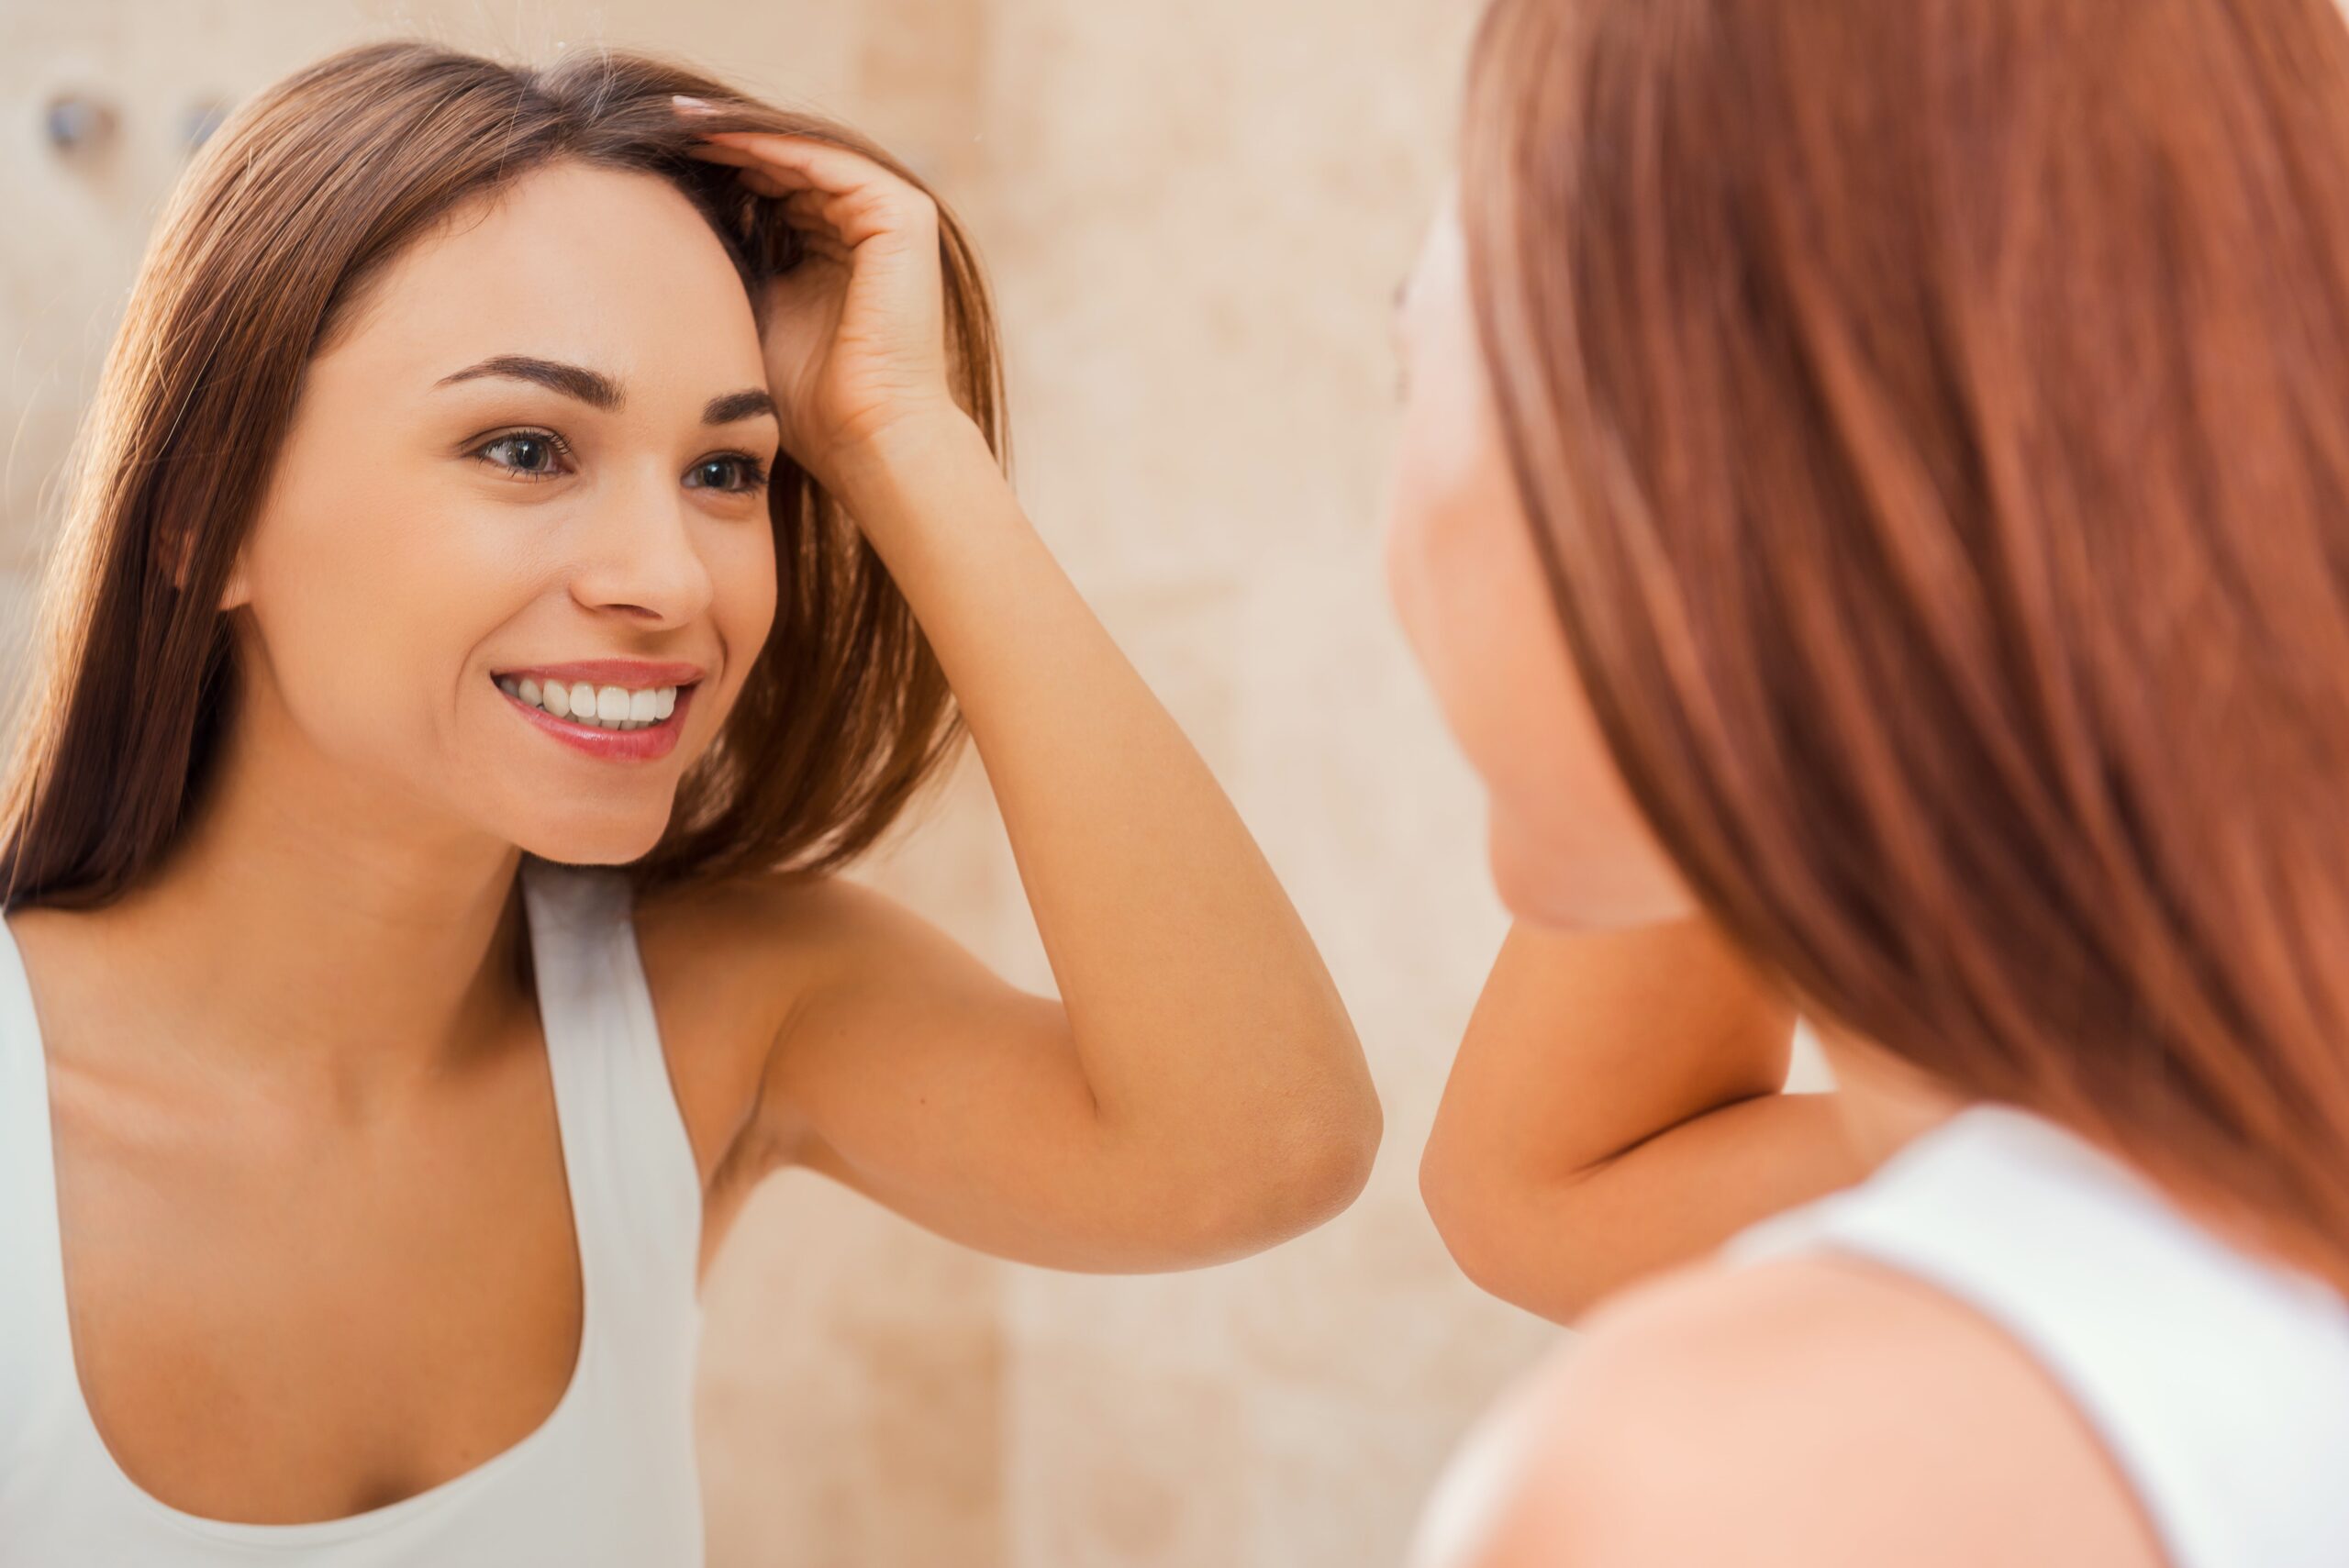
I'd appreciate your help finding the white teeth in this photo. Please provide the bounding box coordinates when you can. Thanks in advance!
[499,675,681,730]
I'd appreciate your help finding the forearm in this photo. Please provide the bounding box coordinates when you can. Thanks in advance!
[1422,919,1863,1321]
[1428,1092,1858,1322]
[829,417,1379,1195]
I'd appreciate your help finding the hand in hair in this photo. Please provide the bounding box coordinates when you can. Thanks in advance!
[656,103,1382,1273]
[679,110,965,503]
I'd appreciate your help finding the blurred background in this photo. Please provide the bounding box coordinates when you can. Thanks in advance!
[5,1,1578,1562]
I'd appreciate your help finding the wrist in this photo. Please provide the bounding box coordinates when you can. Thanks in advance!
[820,406,996,516]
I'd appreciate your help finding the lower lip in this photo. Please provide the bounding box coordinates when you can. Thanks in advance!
[495,679,698,762]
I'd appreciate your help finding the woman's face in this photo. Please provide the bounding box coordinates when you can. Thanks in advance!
[1383,194,1694,929]
[222,161,780,866]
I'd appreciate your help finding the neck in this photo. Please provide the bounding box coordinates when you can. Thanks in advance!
[1812,1018,1972,1166]
[91,689,530,1100]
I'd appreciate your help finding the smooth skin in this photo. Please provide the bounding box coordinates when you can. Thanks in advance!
[1385,194,2165,1566]
[13,122,1379,1526]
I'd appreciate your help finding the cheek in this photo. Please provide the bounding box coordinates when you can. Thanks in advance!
[1482,673,1698,930]
[245,482,473,722]
[1384,386,1565,785]
[1383,406,1696,929]
[239,427,551,773]
[1384,381,1513,683]
[705,516,779,704]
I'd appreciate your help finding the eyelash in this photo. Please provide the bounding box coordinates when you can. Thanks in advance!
[469,428,773,494]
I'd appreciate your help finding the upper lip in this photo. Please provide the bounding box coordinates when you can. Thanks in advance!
[490,659,706,688]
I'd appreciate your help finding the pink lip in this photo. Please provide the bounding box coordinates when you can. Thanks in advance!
[490,658,706,687]
[495,676,697,762]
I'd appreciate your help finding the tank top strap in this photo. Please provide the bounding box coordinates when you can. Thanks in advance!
[1722,1103,2349,1568]
[0,908,78,1454]
[517,856,703,1334]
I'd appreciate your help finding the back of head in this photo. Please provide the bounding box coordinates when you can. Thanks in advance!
[0,39,1006,908]
[1462,0,2349,1283]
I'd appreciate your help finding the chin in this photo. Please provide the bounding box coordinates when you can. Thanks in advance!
[513,812,671,869]
[1486,811,1696,931]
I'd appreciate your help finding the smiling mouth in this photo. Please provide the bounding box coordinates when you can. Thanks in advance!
[492,673,696,732]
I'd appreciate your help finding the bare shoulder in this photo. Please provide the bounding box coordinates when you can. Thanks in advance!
[1459,1255,2166,1568]
[632,868,977,1013]
[628,869,933,1181]
[632,865,916,973]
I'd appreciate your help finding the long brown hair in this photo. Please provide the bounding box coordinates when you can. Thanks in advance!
[0,39,1007,908]
[1463,0,2349,1279]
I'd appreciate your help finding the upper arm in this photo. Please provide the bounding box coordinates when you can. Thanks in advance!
[633,869,1063,1185]
[653,870,1356,1272]
[747,874,1090,1181]
[1448,1257,2167,1568]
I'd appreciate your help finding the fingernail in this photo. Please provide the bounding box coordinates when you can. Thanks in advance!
[671,95,718,114]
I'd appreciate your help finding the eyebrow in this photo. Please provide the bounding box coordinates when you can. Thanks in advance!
[434,354,777,427]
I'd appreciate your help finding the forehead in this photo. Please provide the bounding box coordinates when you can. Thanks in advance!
[316,161,764,401]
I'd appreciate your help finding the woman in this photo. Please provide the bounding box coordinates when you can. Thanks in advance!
[0,39,1380,1562]
[1387,0,2349,1562]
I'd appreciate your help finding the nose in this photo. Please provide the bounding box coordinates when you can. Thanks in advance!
[567,460,718,628]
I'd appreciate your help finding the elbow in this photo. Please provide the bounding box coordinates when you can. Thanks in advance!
[1301,1084,1385,1225]
[1419,1137,1609,1327]
[1231,1014,1386,1249]
[1419,1142,1520,1307]
[1255,1081,1385,1242]
[1173,1073,1384,1263]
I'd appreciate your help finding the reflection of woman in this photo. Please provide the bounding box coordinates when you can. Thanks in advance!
[0,41,1378,1561]
[1388,0,2349,1562]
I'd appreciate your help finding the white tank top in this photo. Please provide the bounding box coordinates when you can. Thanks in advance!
[0,854,707,1564]
[1410,1102,2349,1568]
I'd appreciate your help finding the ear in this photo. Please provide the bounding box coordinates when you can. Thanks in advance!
[161,515,195,593]
[180,521,251,614]
[216,548,250,613]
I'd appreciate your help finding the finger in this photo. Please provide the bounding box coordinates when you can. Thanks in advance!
[682,143,803,202]
[736,168,794,199]
[771,183,932,256]
[691,131,918,206]
[690,137,937,257]
[782,189,836,230]
[778,190,874,257]
[793,232,852,266]
[684,141,814,186]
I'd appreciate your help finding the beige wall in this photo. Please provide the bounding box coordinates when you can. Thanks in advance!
[1,1,1566,1562]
